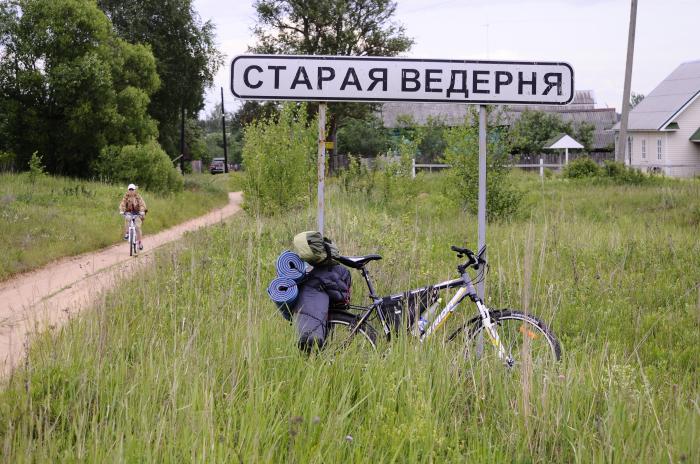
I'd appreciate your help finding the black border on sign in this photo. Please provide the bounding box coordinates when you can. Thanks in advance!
[230,55,575,105]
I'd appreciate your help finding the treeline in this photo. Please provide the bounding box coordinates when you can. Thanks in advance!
[0,0,221,192]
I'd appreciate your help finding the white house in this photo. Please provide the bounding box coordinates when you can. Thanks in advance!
[613,60,700,177]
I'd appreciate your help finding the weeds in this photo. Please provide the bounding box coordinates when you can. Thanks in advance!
[0,173,698,462]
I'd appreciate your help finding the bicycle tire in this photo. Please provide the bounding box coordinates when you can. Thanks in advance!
[448,309,561,364]
[326,311,378,351]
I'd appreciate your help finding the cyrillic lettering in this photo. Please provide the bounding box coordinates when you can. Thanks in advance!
[368,68,387,91]
[446,70,469,98]
[243,65,263,89]
[340,67,362,91]
[518,71,537,95]
[317,67,335,90]
[401,69,421,92]
[425,69,442,93]
[291,66,312,90]
[268,65,286,89]
[495,71,512,94]
[472,70,490,94]
[543,72,563,95]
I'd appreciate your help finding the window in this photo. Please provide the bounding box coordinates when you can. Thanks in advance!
[627,136,633,160]
[641,140,646,159]
[657,139,662,160]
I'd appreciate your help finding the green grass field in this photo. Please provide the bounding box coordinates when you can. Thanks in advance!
[0,173,230,281]
[1,172,698,462]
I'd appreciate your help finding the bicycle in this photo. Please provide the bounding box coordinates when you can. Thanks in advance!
[122,212,142,257]
[325,245,561,367]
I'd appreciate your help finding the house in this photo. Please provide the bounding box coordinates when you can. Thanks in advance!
[613,60,700,177]
[379,90,618,154]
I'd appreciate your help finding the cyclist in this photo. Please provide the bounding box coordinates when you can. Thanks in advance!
[119,183,147,250]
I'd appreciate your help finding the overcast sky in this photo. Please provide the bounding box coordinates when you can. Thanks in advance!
[194,0,700,117]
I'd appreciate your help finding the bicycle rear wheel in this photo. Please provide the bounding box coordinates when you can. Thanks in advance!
[449,310,561,365]
[325,311,378,352]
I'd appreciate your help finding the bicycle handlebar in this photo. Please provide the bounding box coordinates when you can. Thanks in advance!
[452,245,487,272]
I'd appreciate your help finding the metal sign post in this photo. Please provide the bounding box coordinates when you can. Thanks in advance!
[477,105,487,299]
[317,103,327,235]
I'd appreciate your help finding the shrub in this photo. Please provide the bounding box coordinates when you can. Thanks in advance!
[242,103,316,215]
[96,140,183,193]
[563,157,601,178]
[340,155,376,197]
[28,151,46,183]
[442,111,521,220]
[0,151,16,172]
[602,161,649,185]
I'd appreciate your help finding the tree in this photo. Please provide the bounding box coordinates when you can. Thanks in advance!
[510,110,572,155]
[630,92,644,108]
[0,0,160,176]
[97,0,223,157]
[250,0,413,153]
[337,115,389,157]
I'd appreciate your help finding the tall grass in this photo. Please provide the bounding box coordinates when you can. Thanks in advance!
[0,173,229,281]
[0,173,698,462]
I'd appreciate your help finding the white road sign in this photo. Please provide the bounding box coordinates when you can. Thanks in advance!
[231,55,574,105]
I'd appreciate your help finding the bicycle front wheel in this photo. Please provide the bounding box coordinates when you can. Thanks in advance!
[450,310,561,365]
[325,311,378,352]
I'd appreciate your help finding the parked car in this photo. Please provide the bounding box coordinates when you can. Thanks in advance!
[210,158,225,174]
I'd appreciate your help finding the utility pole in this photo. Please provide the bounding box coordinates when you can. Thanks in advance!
[221,87,229,173]
[179,105,186,174]
[617,0,638,164]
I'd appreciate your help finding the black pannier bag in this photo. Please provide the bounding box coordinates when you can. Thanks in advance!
[381,286,439,333]
[293,264,351,351]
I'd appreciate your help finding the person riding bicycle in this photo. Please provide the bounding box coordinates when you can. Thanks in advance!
[119,183,147,250]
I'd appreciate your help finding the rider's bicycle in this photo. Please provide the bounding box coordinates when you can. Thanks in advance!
[122,212,142,257]
[325,245,561,367]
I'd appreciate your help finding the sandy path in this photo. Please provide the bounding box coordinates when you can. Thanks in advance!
[0,192,243,378]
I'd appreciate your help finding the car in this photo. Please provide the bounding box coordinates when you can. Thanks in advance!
[209,158,225,174]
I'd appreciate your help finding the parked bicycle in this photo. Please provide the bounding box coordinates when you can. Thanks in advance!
[122,212,141,257]
[325,245,561,367]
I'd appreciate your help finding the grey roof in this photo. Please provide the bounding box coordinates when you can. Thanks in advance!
[379,90,619,150]
[612,60,700,131]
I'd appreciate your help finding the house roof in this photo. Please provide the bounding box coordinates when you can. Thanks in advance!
[690,126,700,142]
[544,134,584,149]
[612,60,700,131]
[379,90,619,150]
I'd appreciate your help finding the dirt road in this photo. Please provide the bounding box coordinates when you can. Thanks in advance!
[0,191,243,378]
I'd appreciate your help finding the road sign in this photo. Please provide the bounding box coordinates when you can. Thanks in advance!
[231,55,574,105]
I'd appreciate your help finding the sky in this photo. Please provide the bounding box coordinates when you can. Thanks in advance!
[194,0,700,118]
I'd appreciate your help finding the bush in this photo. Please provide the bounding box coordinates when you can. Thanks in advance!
[0,151,16,172]
[563,157,601,178]
[602,161,649,185]
[28,151,46,183]
[442,112,521,220]
[96,140,183,193]
[242,103,316,215]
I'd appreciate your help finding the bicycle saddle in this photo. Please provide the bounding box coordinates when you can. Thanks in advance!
[336,254,382,269]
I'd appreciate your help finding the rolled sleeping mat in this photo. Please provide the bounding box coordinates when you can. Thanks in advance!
[275,250,307,282]
[267,277,298,321]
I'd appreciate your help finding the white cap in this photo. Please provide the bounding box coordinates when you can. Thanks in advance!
[127,183,136,190]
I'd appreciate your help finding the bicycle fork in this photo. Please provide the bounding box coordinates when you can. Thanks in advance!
[475,300,514,367]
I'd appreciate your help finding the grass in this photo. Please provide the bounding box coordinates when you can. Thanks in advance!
[0,172,230,281]
[0,171,698,462]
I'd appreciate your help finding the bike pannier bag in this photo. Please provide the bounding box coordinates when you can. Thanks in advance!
[293,231,340,265]
[293,283,330,352]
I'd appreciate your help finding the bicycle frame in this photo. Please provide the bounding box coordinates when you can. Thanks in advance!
[124,213,138,256]
[348,262,512,364]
